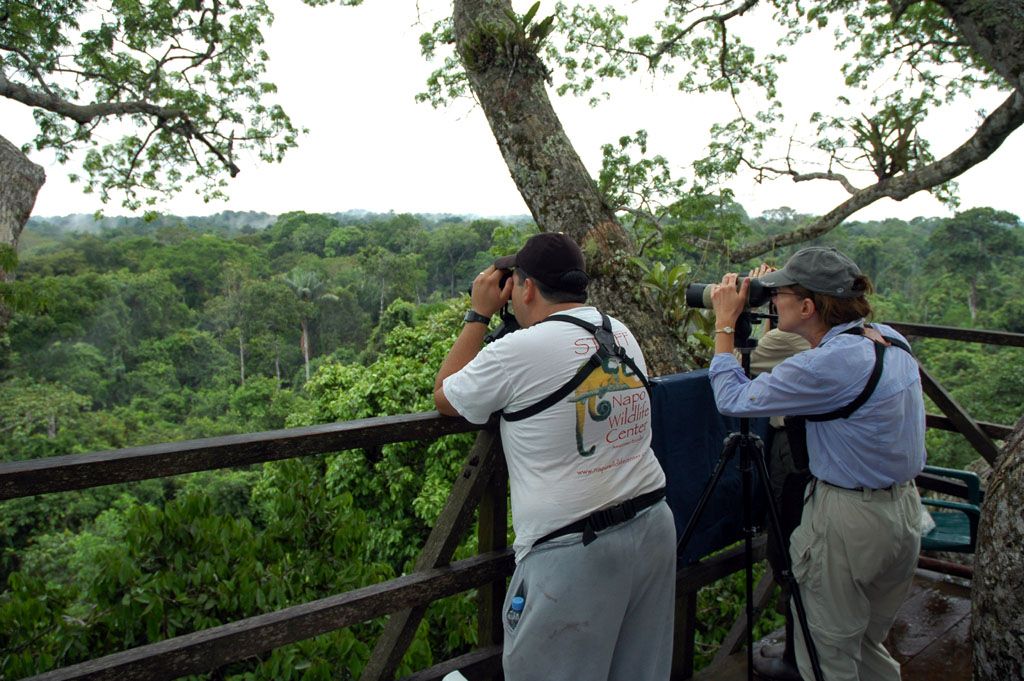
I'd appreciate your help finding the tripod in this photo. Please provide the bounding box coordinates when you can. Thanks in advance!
[677,312,825,681]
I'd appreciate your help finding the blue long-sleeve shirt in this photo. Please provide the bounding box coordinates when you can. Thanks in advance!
[709,320,926,489]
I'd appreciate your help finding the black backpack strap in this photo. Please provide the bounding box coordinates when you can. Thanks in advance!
[784,325,912,465]
[805,325,912,422]
[806,341,885,421]
[502,312,651,422]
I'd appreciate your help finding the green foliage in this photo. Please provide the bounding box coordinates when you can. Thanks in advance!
[2,0,302,209]
[637,260,715,364]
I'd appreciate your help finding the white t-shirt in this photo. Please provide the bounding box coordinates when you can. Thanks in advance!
[443,306,666,561]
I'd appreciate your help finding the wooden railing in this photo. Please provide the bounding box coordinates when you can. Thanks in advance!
[2,323,1020,681]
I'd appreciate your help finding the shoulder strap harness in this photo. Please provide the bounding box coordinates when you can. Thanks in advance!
[784,325,912,470]
[501,312,652,422]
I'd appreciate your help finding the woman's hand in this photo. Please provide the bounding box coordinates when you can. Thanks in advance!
[749,263,777,332]
[710,272,749,329]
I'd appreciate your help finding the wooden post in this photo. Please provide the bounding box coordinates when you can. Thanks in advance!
[671,590,698,680]
[476,442,507,681]
[360,429,502,681]
[918,365,1001,465]
[712,568,777,664]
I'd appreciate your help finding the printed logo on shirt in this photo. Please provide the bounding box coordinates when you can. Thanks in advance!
[569,355,649,457]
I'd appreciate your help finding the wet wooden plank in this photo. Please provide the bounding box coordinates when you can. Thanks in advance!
[899,618,972,681]
[919,365,1001,464]
[360,432,504,681]
[397,646,502,681]
[886,576,971,661]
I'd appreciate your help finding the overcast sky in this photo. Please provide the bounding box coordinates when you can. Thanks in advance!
[6,0,1024,222]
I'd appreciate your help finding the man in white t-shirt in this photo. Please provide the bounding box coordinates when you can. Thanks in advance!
[434,232,675,681]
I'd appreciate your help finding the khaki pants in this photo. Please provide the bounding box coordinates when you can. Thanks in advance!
[790,481,921,681]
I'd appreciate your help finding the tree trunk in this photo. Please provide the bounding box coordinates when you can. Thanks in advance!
[968,281,978,322]
[452,0,684,375]
[972,412,1024,681]
[0,134,44,257]
[238,333,246,385]
[300,318,311,382]
[936,0,1024,94]
[0,135,44,332]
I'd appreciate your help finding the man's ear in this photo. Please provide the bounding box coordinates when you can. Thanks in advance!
[521,277,537,305]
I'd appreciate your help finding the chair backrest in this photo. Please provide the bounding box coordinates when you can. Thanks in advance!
[919,465,983,554]
[921,464,983,504]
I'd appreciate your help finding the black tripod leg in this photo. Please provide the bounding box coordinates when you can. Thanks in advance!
[740,441,755,680]
[676,434,740,551]
[752,447,826,681]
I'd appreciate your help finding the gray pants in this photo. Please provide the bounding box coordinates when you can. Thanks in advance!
[501,500,676,681]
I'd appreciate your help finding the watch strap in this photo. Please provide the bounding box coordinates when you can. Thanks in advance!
[464,309,492,325]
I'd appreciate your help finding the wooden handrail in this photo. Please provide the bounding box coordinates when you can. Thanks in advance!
[884,322,1024,347]
[0,412,486,500]
[926,413,1013,440]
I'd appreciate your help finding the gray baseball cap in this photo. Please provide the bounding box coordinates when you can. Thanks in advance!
[759,247,863,298]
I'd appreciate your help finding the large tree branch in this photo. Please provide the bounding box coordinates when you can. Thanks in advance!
[729,89,1024,262]
[0,72,240,177]
[0,70,184,125]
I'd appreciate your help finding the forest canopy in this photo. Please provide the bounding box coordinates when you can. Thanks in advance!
[1,204,1021,678]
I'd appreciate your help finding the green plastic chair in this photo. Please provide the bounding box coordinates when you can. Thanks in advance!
[919,465,983,553]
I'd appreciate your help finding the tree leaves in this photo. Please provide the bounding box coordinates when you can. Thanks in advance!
[2,0,301,209]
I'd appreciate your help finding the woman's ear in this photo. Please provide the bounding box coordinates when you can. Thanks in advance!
[800,296,816,320]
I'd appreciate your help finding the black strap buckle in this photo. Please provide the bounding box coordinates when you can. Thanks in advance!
[582,499,637,545]
[593,325,618,361]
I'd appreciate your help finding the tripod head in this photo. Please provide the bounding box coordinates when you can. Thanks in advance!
[732,310,777,375]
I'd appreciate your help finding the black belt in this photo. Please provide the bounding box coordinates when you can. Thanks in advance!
[819,479,864,492]
[816,478,907,493]
[533,488,666,548]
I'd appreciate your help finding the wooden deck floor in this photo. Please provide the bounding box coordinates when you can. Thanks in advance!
[693,568,972,681]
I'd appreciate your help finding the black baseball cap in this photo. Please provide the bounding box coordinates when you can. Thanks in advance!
[759,246,863,298]
[493,232,589,293]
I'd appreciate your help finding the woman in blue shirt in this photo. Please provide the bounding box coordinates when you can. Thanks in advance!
[707,247,925,681]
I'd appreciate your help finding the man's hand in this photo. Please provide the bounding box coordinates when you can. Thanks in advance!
[470,266,513,318]
[434,266,512,417]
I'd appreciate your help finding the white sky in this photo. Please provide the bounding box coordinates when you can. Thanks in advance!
[5,0,1024,222]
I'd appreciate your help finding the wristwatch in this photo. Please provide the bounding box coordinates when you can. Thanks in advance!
[463,309,492,325]
[714,326,735,335]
